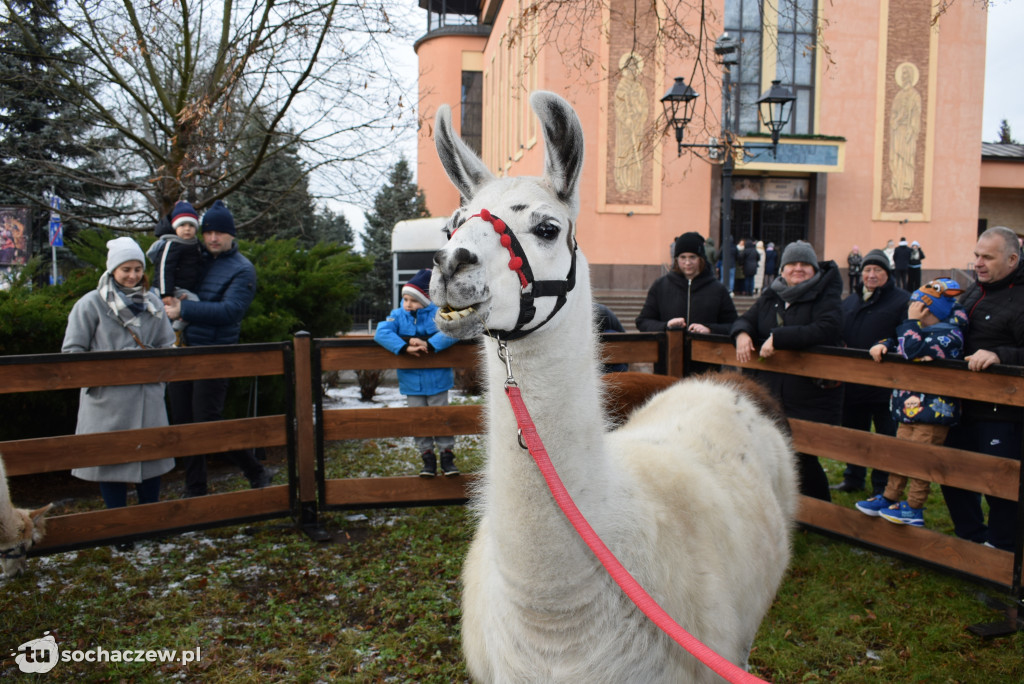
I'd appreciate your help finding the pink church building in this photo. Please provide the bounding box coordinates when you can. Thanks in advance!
[413,1,1019,297]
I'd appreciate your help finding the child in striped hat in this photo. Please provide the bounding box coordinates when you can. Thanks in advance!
[374,269,462,477]
[146,200,202,344]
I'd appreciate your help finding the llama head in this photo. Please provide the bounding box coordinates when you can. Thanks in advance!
[430,91,585,340]
[0,503,52,578]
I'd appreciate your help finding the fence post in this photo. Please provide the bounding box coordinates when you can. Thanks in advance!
[292,332,326,539]
[665,329,684,377]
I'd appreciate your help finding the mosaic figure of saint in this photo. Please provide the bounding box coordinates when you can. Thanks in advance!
[614,52,648,193]
[888,62,922,201]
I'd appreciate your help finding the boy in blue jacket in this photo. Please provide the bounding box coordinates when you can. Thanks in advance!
[855,278,968,527]
[374,269,460,477]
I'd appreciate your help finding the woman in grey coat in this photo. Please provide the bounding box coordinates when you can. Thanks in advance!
[62,237,176,509]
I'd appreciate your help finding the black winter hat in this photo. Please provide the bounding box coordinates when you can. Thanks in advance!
[201,200,236,236]
[673,232,706,259]
[861,248,891,274]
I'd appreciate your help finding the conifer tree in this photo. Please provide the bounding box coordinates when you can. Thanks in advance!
[312,208,355,246]
[0,0,114,250]
[996,119,1018,144]
[360,158,428,310]
[227,119,318,245]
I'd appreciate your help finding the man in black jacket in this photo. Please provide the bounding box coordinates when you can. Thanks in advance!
[892,237,912,290]
[833,249,909,494]
[941,226,1024,550]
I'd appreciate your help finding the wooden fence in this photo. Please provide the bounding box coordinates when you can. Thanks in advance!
[1,330,1021,620]
[688,335,1024,602]
[0,343,297,550]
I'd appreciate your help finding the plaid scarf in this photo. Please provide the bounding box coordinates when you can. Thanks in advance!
[97,271,160,330]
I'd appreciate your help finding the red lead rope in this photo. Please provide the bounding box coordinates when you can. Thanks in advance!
[504,385,769,684]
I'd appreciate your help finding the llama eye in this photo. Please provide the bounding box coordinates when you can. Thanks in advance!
[532,222,560,241]
[444,218,460,239]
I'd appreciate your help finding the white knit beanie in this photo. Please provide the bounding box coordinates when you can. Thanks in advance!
[106,237,146,273]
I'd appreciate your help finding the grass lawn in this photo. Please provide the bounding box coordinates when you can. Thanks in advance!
[3,433,1022,682]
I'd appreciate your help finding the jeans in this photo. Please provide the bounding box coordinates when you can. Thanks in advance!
[941,419,1022,550]
[99,477,162,509]
[168,378,266,497]
[407,391,455,453]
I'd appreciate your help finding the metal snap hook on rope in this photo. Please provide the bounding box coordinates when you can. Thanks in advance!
[497,338,517,388]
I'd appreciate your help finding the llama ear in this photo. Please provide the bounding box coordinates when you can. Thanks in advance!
[434,104,495,201]
[30,503,53,522]
[530,91,584,215]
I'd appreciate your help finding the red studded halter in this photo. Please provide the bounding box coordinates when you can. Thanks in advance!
[452,208,577,341]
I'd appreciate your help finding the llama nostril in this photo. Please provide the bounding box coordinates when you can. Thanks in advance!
[453,247,478,267]
[435,246,478,276]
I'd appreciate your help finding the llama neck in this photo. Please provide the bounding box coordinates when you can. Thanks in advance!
[479,278,614,589]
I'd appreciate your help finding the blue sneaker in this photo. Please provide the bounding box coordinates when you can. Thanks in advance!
[855,495,895,517]
[879,501,925,527]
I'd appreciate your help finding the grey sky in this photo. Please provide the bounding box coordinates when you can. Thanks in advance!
[983,0,1023,141]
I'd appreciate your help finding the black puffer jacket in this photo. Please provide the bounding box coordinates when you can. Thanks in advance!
[636,267,737,334]
[731,260,844,424]
[741,244,760,276]
[893,244,912,270]
[959,259,1024,420]
[841,279,910,405]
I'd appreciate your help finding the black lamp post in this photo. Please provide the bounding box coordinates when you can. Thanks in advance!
[756,80,797,147]
[661,34,795,292]
[661,77,699,158]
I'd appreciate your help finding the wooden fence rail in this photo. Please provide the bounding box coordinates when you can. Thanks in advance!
[689,334,1024,599]
[1,330,1021,612]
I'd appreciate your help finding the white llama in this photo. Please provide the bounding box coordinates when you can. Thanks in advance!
[430,91,798,683]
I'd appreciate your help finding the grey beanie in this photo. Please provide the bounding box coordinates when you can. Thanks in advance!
[860,248,892,274]
[106,237,146,273]
[780,240,818,271]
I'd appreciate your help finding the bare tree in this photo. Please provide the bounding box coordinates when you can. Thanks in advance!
[2,0,418,229]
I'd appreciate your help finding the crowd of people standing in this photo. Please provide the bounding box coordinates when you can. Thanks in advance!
[636,226,1024,550]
